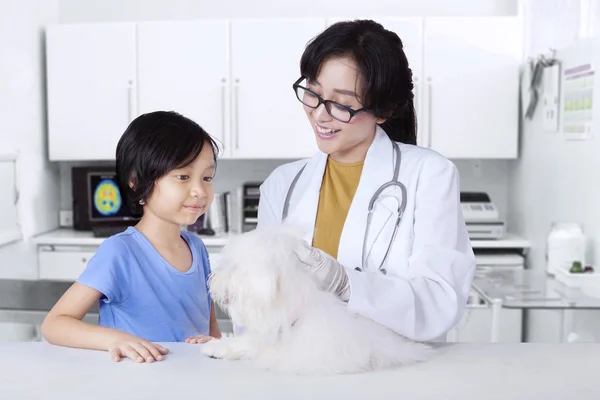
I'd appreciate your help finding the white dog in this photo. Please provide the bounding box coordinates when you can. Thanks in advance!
[201,224,434,375]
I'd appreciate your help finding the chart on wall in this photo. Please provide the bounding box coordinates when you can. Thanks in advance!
[562,63,594,140]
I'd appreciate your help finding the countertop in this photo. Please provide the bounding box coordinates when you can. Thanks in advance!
[31,228,237,247]
[31,228,531,249]
[1,342,598,399]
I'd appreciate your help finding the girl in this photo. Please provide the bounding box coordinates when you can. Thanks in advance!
[257,20,476,342]
[42,111,222,362]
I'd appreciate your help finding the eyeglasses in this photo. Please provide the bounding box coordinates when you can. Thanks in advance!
[292,76,368,123]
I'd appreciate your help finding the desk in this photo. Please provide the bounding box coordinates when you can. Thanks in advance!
[472,269,600,343]
[1,342,599,399]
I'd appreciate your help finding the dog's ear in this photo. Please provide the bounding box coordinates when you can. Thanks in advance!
[247,270,279,304]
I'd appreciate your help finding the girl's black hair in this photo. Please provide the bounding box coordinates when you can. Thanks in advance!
[300,19,417,145]
[115,110,221,216]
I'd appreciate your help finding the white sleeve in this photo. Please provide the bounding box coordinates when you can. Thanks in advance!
[257,177,281,229]
[345,158,476,342]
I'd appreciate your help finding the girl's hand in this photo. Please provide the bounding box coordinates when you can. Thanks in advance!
[184,334,215,344]
[108,334,169,363]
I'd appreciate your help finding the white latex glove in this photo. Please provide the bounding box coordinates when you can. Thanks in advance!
[293,241,350,301]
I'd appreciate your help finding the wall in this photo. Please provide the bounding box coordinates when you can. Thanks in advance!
[57,0,519,22]
[56,159,512,225]
[0,0,61,279]
[509,0,600,342]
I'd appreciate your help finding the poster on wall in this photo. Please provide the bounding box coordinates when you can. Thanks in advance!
[562,63,594,140]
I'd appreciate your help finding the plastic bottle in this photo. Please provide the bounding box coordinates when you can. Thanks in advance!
[546,222,587,276]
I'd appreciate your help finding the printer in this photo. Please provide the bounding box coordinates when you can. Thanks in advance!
[460,192,505,240]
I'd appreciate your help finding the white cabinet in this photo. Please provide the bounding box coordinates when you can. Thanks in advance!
[0,155,21,247]
[45,17,521,161]
[46,23,137,161]
[230,19,324,159]
[329,17,522,159]
[422,17,523,159]
[137,20,230,151]
[38,245,96,281]
[46,19,324,161]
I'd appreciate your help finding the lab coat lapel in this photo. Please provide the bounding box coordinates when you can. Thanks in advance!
[285,152,328,245]
[337,127,396,270]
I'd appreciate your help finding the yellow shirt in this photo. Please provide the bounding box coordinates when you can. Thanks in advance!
[312,157,364,259]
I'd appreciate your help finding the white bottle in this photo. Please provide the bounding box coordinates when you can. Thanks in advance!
[546,222,587,275]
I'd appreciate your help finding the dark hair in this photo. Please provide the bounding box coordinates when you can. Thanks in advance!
[300,19,417,145]
[115,110,221,216]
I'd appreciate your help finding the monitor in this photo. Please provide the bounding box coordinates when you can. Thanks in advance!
[88,171,136,222]
[72,166,139,231]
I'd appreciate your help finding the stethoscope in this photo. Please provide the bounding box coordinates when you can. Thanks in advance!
[282,139,407,275]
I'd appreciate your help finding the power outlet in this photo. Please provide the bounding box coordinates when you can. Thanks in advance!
[59,210,73,227]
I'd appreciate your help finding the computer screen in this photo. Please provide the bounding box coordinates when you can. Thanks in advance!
[87,172,136,222]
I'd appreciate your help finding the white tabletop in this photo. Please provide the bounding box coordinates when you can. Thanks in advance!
[473,269,600,309]
[1,342,599,399]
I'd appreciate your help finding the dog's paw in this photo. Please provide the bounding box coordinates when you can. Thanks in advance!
[201,339,242,360]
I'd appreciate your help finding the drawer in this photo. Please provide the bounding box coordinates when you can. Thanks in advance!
[38,249,96,282]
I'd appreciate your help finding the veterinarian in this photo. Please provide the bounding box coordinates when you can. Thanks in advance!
[257,19,477,343]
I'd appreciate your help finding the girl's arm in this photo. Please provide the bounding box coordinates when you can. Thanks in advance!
[41,282,168,362]
[209,300,222,338]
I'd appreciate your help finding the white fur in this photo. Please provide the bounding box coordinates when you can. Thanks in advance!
[201,224,434,375]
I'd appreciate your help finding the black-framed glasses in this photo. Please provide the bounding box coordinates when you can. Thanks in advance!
[292,76,368,123]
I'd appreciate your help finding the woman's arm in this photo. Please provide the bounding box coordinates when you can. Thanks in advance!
[350,159,475,341]
[295,158,476,342]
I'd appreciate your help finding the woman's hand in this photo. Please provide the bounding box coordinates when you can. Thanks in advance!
[107,334,169,363]
[293,241,351,301]
[185,334,216,344]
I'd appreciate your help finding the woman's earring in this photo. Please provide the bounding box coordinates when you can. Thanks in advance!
[139,199,145,205]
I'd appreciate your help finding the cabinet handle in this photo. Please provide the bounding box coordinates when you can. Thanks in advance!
[221,78,226,142]
[427,78,432,148]
[413,78,419,134]
[234,79,240,149]
[127,80,134,122]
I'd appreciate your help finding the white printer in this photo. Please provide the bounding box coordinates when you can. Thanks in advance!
[460,192,505,240]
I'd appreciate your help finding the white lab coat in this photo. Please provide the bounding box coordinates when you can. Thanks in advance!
[257,126,476,342]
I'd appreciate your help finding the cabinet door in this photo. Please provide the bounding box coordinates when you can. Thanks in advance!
[230,18,326,159]
[137,21,230,156]
[46,23,137,161]
[424,17,523,158]
[0,156,21,247]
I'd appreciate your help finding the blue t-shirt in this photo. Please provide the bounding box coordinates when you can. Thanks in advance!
[77,226,212,342]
